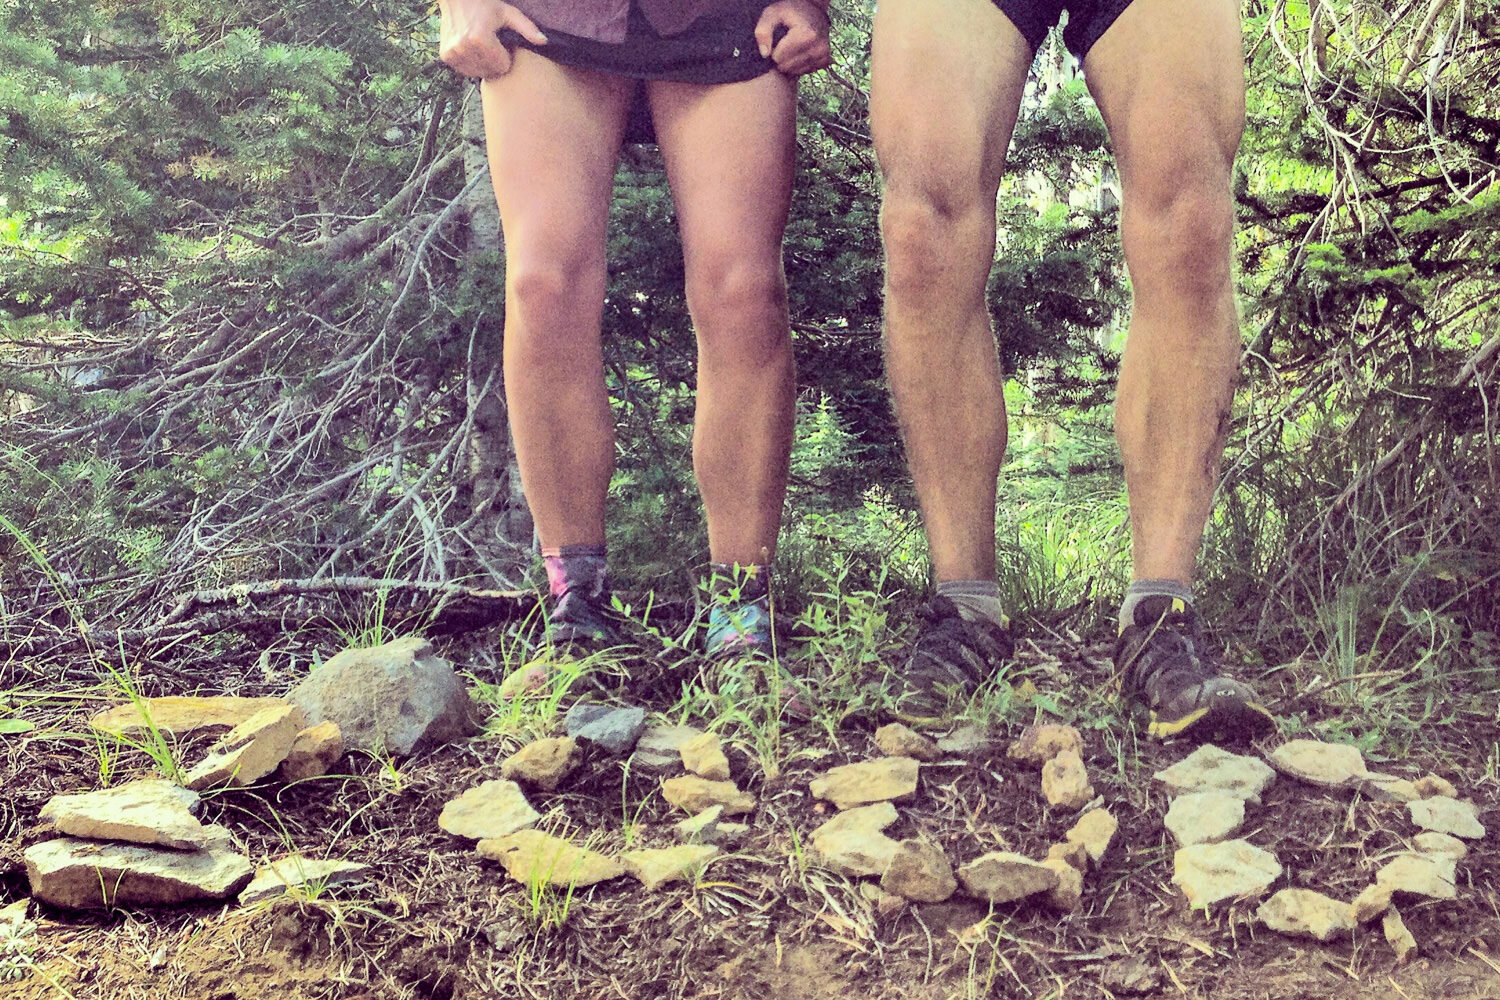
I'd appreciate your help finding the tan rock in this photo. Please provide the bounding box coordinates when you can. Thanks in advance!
[674,806,724,843]
[621,845,718,891]
[879,840,956,903]
[661,776,755,816]
[874,723,941,763]
[239,856,368,904]
[1413,774,1458,799]
[1257,888,1356,941]
[1384,906,1418,963]
[1268,740,1367,788]
[809,758,919,810]
[25,832,251,909]
[477,830,624,888]
[1352,883,1395,923]
[1376,853,1457,900]
[679,732,731,782]
[1007,724,1083,766]
[439,780,539,840]
[1414,831,1468,860]
[1065,808,1118,865]
[1155,745,1276,804]
[1040,857,1083,912]
[875,891,907,921]
[1172,840,1281,908]
[956,852,1059,904]
[1164,792,1245,847]
[1355,773,1420,803]
[277,721,343,782]
[1047,841,1090,871]
[39,779,209,850]
[631,724,703,776]
[811,803,899,877]
[1041,750,1094,810]
[501,738,581,792]
[184,703,305,790]
[89,696,291,738]
[1408,796,1485,839]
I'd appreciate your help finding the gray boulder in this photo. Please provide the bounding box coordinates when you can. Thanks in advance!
[286,636,479,756]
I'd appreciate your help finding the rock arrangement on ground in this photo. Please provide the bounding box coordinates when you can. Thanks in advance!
[26,636,484,909]
[1155,737,1483,964]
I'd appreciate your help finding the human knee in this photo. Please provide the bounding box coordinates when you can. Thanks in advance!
[507,251,605,322]
[1124,175,1236,294]
[880,188,988,304]
[685,258,788,347]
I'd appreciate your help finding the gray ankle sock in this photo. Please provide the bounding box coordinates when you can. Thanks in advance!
[1118,578,1194,633]
[936,580,1008,628]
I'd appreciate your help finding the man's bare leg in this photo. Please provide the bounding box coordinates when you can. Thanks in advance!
[482,53,631,553]
[871,0,1032,587]
[870,0,1031,719]
[648,72,798,570]
[1086,0,1274,737]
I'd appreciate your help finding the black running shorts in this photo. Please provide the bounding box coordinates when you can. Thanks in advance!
[499,2,775,144]
[993,0,1137,59]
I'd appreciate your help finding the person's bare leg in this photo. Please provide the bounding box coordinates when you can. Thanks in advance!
[1083,0,1245,587]
[870,0,1032,585]
[481,53,631,549]
[648,72,798,568]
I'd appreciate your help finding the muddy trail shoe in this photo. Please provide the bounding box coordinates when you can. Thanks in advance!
[1115,595,1276,740]
[889,597,1013,726]
[546,588,627,647]
[704,598,773,659]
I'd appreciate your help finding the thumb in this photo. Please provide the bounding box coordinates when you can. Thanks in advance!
[753,8,784,58]
[505,9,549,45]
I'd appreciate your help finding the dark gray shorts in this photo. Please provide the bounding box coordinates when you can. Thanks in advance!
[993,0,1136,59]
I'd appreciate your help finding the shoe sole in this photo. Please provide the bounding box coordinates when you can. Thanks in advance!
[1147,699,1278,740]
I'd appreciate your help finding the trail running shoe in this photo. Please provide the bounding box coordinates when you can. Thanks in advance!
[704,598,774,659]
[1114,595,1276,740]
[546,587,625,646]
[890,597,1013,725]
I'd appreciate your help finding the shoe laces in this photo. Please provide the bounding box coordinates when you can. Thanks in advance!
[1123,610,1210,699]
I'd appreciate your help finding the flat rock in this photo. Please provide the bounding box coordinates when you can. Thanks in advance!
[1040,857,1083,912]
[1268,740,1367,788]
[956,852,1058,905]
[89,696,291,738]
[1414,831,1468,860]
[1047,840,1090,871]
[1407,796,1484,839]
[1172,840,1281,908]
[239,856,368,904]
[679,732,731,782]
[1065,808,1118,865]
[564,703,647,756]
[673,806,724,843]
[809,758,919,810]
[477,830,624,888]
[1257,888,1356,941]
[936,724,996,757]
[811,803,899,877]
[1376,853,1457,900]
[501,737,581,792]
[286,637,480,756]
[621,845,717,891]
[879,840,956,903]
[1355,773,1420,803]
[1007,724,1083,766]
[1384,906,1418,964]
[1100,957,1161,996]
[1155,745,1276,805]
[630,725,702,776]
[184,702,305,790]
[1041,749,1094,809]
[39,779,209,850]
[874,723,941,762]
[25,833,252,909]
[439,780,539,840]
[1164,792,1245,847]
[1352,883,1394,923]
[1414,774,1458,799]
[661,776,755,816]
[276,721,343,782]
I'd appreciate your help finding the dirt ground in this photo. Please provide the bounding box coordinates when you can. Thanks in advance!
[2,624,1497,1000]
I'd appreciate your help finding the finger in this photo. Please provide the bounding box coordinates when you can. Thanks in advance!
[769,22,815,64]
[503,8,549,45]
[451,36,513,78]
[754,10,786,59]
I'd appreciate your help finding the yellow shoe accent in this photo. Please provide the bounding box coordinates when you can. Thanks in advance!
[1148,707,1209,738]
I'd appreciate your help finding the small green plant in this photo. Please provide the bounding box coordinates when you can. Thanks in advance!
[103,664,184,783]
